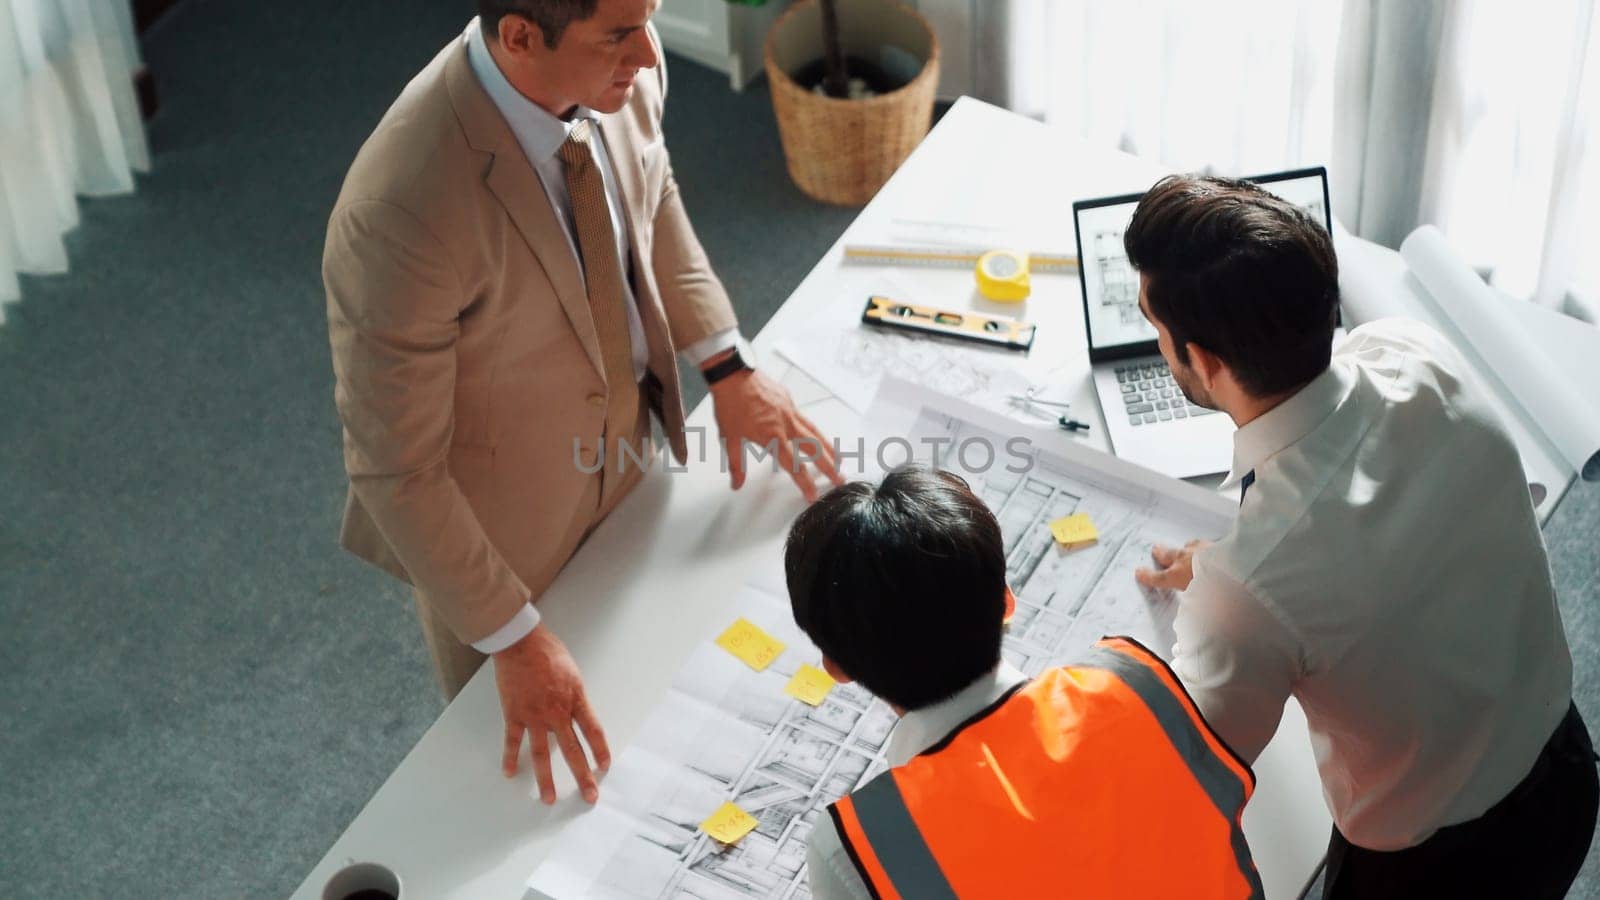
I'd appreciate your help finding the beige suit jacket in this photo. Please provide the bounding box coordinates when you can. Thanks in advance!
[323,33,736,644]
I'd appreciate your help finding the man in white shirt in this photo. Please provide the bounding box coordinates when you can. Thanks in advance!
[324,0,840,807]
[1126,174,1597,896]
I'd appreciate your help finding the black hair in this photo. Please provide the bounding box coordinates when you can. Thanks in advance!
[478,0,599,49]
[784,467,1008,711]
[1123,174,1340,397]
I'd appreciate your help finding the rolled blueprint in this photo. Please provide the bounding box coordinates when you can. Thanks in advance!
[1400,226,1600,482]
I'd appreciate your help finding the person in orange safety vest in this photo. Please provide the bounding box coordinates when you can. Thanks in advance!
[784,466,1263,899]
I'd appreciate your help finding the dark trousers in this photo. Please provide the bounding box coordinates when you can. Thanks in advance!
[1324,702,1598,900]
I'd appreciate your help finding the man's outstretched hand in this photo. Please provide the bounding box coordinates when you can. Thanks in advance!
[1134,539,1211,592]
[711,367,843,502]
[492,625,610,805]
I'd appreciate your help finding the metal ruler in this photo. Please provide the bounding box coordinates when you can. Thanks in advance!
[844,244,1079,273]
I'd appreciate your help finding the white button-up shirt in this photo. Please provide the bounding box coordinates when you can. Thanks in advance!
[806,662,1027,899]
[1174,318,1572,850]
[463,20,736,652]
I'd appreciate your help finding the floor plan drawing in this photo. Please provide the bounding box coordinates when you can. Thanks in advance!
[528,585,896,900]
[899,401,1217,675]
[1092,227,1143,326]
[528,381,1233,899]
[774,324,1035,416]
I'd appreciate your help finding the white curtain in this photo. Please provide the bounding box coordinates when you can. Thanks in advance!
[954,0,1599,318]
[0,0,149,322]
[1411,0,1599,314]
[1001,0,1343,177]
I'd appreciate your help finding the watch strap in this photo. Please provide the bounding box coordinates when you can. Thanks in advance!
[703,349,752,385]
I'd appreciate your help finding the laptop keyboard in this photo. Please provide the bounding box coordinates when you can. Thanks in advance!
[1115,362,1221,426]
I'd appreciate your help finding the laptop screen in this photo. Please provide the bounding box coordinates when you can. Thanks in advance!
[1073,166,1333,360]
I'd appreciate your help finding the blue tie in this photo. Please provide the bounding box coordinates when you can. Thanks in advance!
[1239,470,1256,505]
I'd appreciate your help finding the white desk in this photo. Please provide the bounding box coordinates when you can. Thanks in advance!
[296,97,1436,900]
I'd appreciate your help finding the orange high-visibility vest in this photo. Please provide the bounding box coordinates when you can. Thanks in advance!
[828,636,1262,899]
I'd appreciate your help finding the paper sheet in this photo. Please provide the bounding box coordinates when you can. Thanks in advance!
[770,274,1045,418]
[862,378,1232,676]
[529,585,882,900]
[527,380,1234,899]
[1398,227,1600,481]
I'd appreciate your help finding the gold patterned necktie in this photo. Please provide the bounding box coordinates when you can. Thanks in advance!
[558,119,640,473]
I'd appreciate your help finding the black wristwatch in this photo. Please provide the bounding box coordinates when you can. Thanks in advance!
[703,348,753,386]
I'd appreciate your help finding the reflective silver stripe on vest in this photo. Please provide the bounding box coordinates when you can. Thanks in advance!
[1080,644,1266,900]
[844,771,958,899]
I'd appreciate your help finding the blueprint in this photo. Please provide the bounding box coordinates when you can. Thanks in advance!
[769,271,1043,418]
[1091,225,1143,325]
[527,379,1233,899]
[774,319,1037,417]
[527,583,889,900]
[887,388,1226,674]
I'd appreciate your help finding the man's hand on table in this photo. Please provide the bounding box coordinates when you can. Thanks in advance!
[492,624,610,805]
[710,366,843,502]
[1135,539,1210,592]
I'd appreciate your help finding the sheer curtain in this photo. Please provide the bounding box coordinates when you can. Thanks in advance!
[0,0,149,322]
[961,0,1599,318]
[1413,0,1599,315]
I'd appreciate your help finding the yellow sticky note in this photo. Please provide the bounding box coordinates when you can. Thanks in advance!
[715,618,786,671]
[784,663,837,706]
[1049,512,1099,547]
[700,801,760,845]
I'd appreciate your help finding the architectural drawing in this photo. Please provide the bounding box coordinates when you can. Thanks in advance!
[773,324,1035,416]
[902,404,1211,674]
[1092,227,1144,325]
[529,586,896,900]
[529,386,1230,899]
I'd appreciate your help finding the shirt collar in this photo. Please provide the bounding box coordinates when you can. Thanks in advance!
[1221,360,1356,488]
[464,18,597,165]
[885,661,1028,766]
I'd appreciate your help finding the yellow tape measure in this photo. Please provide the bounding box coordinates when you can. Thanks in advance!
[843,244,1078,303]
[976,250,1030,302]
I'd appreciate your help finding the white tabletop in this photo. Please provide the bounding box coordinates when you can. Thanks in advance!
[296,97,1357,900]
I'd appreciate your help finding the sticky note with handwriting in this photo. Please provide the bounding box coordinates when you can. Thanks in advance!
[784,663,837,706]
[1049,512,1099,547]
[700,801,760,845]
[715,618,786,671]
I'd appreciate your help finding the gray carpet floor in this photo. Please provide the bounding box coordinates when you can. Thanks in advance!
[0,1,1594,897]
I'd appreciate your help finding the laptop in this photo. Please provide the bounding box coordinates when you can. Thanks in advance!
[1071,167,1334,479]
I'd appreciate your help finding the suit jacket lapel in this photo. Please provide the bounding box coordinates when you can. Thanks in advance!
[445,43,604,379]
[597,114,689,456]
[484,157,606,378]
[597,115,678,373]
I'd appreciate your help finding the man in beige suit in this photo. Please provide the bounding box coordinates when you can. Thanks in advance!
[324,0,840,806]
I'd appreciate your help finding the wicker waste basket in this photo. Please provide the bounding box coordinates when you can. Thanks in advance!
[763,0,939,206]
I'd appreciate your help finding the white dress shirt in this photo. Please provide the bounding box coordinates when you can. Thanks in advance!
[806,662,1027,899]
[1173,318,1573,850]
[463,20,737,653]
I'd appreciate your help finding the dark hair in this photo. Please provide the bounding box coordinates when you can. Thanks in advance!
[1122,174,1340,397]
[784,467,1008,711]
[478,0,599,49]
